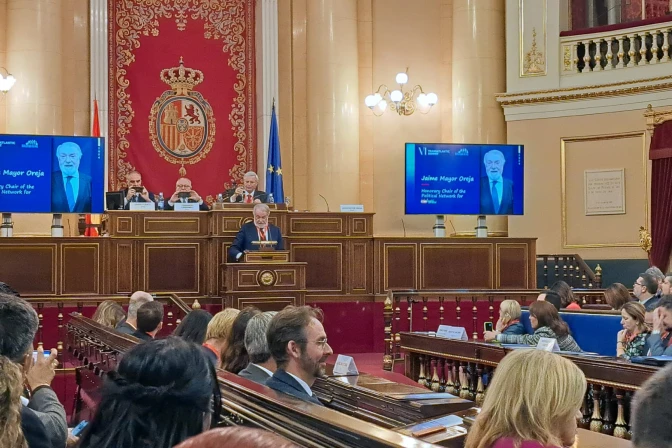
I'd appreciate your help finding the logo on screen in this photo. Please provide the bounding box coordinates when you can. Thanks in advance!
[22,140,39,149]
[0,141,16,147]
[456,148,469,156]
[149,57,215,177]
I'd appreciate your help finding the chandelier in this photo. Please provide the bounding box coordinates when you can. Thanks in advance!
[0,68,16,94]
[364,68,437,117]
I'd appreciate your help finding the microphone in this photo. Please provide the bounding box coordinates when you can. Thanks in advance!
[401,219,407,237]
[318,194,330,212]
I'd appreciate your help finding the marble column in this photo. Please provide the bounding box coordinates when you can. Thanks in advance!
[306,0,360,211]
[452,0,508,236]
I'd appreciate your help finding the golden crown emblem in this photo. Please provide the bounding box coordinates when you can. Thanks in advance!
[160,57,204,95]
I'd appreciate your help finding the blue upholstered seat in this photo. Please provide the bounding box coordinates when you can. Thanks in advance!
[520,310,622,356]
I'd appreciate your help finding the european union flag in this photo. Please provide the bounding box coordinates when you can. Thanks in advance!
[265,103,284,203]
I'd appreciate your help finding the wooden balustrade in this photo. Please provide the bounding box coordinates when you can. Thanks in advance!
[401,334,657,441]
[382,289,612,370]
[536,254,602,289]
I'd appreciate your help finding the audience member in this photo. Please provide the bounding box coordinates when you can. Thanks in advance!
[175,427,299,448]
[645,266,665,298]
[631,362,672,448]
[634,273,659,312]
[0,355,36,448]
[487,301,582,352]
[0,281,20,297]
[238,312,277,384]
[202,309,240,367]
[77,337,221,448]
[265,306,333,405]
[617,302,650,360]
[116,291,153,335]
[647,295,672,356]
[483,300,525,341]
[536,290,561,312]
[173,310,213,345]
[222,307,261,374]
[662,274,672,295]
[132,301,164,342]
[464,349,586,448]
[91,301,126,328]
[550,280,581,310]
[603,283,631,310]
[0,294,67,448]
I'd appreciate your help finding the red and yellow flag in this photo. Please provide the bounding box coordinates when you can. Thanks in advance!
[85,100,101,237]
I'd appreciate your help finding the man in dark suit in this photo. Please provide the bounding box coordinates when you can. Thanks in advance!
[479,149,513,215]
[115,291,153,335]
[223,171,268,203]
[121,170,156,210]
[228,203,284,261]
[238,311,277,385]
[164,177,209,211]
[265,306,332,406]
[131,301,164,342]
[51,141,92,213]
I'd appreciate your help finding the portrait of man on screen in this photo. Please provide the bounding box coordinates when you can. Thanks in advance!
[479,149,513,215]
[51,141,93,213]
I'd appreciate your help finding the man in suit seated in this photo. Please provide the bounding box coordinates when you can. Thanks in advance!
[228,203,284,262]
[116,291,154,335]
[122,170,156,209]
[51,141,92,213]
[647,295,672,356]
[224,171,268,203]
[265,306,333,405]
[238,311,277,384]
[479,149,513,215]
[131,301,164,342]
[164,177,209,211]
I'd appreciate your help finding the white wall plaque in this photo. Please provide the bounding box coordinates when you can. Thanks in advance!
[584,169,626,216]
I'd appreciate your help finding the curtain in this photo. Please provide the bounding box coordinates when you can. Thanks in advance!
[646,0,671,19]
[649,121,672,271]
[570,0,587,30]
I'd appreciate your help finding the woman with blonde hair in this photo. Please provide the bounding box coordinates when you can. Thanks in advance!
[0,355,29,448]
[202,308,240,367]
[617,302,650,360]
[484,300,525,341]
[464,349,586,448]
[92,300,126,328]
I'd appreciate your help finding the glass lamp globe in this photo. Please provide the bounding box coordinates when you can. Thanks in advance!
[390,90,403,103]
[364,94,378,108]
[417,93,428,106]
[395,72,409,85]
[0,74,16,93]
[378,100,387,111]
[426,93,438,105]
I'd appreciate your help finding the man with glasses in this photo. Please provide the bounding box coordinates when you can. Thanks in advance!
[228,203,284,261]
[634,273,660,312]
[265,306,333,406]
[51,141,93,213]
[164,177,209,211]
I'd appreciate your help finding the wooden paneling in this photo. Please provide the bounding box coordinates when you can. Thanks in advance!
[112,242,134,294]
[142,215,204,235]
[61,244,101,294]
[0,243,57,295]
[380,243,417,291]
[420,244,492,289]
[349,241,372,293]
[496,243,529,289]
[291,243,342,292]
[142,242,203,294]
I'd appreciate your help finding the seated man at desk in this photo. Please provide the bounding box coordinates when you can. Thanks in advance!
[122,170,155,209]
[164,177,209,211]
[224,171,268,203]
[228,204,283,261]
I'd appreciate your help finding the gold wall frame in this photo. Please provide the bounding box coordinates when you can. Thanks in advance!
[561,131,648,248]
[519,0,547,77]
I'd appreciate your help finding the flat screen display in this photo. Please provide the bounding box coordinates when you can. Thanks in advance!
[0,135,105,213]
[405,143,524,215]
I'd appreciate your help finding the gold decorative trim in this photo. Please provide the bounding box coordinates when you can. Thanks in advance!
[519,0,547,78]
[561,132,648,248]
[644,104,672,132]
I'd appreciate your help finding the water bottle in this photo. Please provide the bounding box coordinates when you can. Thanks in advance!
[268,193,275,204]
[217,193,223,203]
[157,192,164,211]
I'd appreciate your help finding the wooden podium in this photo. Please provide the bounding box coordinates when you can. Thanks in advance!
[222,250,306,310]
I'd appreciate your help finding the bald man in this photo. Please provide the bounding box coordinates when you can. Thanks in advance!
[164,177,209,211]
[51,141,92,213]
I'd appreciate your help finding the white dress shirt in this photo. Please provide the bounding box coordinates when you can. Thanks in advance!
[231,190,257,203]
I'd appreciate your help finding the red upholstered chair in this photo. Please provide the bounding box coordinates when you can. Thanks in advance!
[174,427,299,448]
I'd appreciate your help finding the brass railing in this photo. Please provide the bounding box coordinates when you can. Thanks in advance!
[537,254,602,289]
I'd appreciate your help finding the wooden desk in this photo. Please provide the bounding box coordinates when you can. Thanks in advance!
[223,261,307,310]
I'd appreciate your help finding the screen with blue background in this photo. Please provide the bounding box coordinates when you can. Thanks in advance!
[405,143,524,215]
[0,135,105,213]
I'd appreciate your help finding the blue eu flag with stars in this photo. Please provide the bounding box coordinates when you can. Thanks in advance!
[265,103,284,202]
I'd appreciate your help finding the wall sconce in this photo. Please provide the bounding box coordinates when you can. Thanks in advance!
[0,68,16,94]
[364,68,437,117]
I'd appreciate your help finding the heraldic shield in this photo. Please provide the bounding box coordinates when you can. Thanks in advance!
[149,57,216,177]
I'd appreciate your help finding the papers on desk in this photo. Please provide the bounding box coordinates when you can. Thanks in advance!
[408,414,463,432]
[631,355,672,366]
[500,343,534,349]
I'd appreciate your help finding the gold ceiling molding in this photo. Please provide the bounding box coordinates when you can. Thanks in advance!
[496,74,672,98]
[523,28,546,76]
[498,80,672,107]
[644,104,672,132]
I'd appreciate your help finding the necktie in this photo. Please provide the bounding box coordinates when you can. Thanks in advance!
[245,193,252,204]
[65,176,75,212]
[491,180,500,214]
[260,228,266,241]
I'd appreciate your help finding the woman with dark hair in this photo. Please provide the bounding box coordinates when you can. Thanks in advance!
[550,280,581,310]
[173,310,214,345]
[485,301,582,352]
[77,337,221,448]
[603,283,632,310]
[617,302,650,360]
[222,307,261,374]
